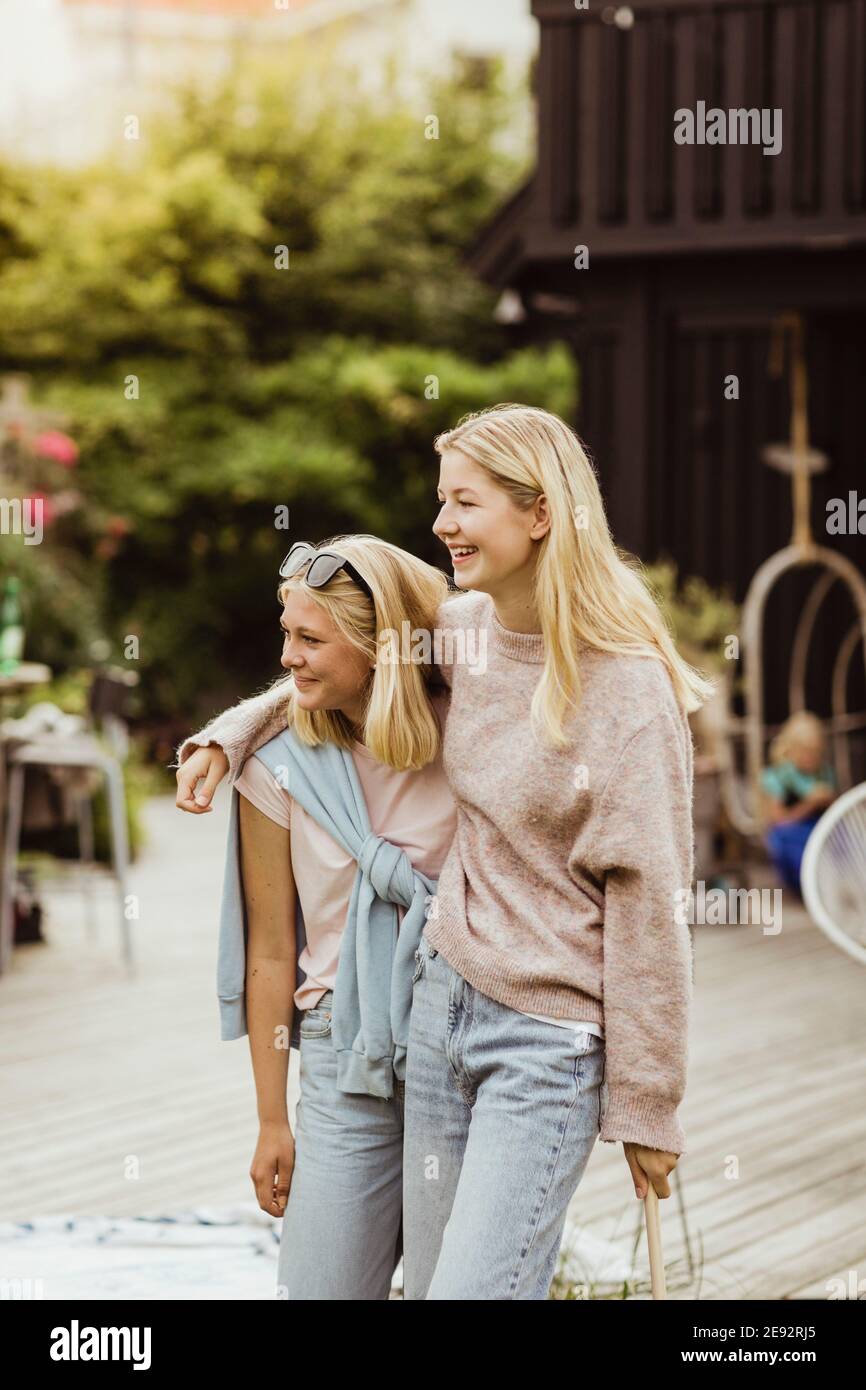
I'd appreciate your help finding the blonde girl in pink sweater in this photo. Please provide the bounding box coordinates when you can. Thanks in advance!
[176,404,714,1299]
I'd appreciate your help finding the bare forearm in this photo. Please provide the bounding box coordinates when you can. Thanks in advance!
[246,954,295,1125]
[237,793,297,1126]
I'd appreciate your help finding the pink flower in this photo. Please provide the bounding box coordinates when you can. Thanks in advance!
[106,515,131,538]
[35,430,79,467]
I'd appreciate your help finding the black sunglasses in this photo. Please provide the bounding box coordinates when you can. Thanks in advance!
[279,542,375,604]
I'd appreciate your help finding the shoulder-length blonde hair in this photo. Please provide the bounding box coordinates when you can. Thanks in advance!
[434,404,716,748]
[278,534,450,771]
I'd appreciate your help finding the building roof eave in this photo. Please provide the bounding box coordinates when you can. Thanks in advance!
[464,177,536,288]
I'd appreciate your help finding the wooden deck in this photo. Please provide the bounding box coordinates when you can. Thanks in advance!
[2,792,864,1300]
[569,881,866,1301]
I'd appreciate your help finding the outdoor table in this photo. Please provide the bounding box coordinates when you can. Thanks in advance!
[0,662,52,974]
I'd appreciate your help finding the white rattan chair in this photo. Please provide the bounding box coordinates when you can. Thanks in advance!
[801,782,866,966]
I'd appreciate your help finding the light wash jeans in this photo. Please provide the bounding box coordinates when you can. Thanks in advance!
[402,931,607,1300]
[275,988,405,1300]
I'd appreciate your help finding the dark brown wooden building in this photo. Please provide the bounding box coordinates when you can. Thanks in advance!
[470,0,866,729]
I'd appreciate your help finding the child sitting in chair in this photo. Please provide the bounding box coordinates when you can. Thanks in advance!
[761,712,836,896]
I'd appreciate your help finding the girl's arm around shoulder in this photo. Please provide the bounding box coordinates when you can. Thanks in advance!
[171,674,294,784]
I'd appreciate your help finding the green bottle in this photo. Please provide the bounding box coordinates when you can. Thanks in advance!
[0,576,24,675]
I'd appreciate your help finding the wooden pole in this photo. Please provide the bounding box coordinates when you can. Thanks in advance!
[644,1185,667,1299]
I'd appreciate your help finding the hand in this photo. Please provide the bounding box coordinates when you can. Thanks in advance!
[250,1120,296,1217]
[175,746,229,813]
[623,1141,678,1199]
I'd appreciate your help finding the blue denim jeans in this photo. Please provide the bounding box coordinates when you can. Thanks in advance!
[275,988,405,1300]
[402,931,607,1300]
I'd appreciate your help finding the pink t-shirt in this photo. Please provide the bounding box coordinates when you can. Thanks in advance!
[233,696,457,1011]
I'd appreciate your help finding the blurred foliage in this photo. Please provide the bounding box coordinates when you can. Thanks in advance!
[0,53,580,729]
[13,667,95,718]
[0,59,526,365]
[643,558,741,672]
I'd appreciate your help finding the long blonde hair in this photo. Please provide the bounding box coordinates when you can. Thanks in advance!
[278,534,450,771]
[434,403,716,748]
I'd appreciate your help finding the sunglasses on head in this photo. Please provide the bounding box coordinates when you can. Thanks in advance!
[279,542,375,604]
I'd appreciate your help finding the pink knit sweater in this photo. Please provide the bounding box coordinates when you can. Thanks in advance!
[175,590,695,1154]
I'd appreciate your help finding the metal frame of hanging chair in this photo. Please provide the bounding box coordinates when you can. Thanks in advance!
[710,313,866,844]
[739,544,866,835]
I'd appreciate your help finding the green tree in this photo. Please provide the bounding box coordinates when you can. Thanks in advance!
[0,54,578,729]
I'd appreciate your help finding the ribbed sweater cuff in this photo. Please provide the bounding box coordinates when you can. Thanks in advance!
[176,729,245,783]
[176,732,219,766]
[599,1085,687,1156]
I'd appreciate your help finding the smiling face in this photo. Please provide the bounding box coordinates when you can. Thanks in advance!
[279,588,373,728]
[433,447,549,601]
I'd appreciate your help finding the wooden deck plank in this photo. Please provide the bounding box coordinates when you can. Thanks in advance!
[567,867,866,1298]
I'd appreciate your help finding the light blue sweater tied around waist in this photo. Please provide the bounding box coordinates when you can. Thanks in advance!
[216,725,438,1100]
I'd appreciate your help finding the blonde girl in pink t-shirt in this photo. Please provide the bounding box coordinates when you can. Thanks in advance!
[188,535,457,1299]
